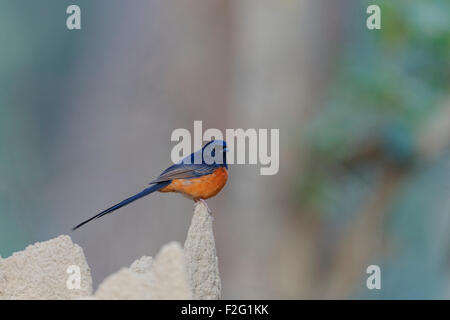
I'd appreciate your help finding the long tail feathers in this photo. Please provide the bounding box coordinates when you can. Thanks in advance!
[72,181,170,231]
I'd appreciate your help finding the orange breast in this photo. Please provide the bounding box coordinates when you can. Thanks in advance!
[159,167,228,200]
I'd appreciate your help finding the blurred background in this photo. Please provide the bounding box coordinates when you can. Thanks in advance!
[1,0,449,299]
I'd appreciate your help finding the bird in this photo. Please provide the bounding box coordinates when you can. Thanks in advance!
[72,140,228,230]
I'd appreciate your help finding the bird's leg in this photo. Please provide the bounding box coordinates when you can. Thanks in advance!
[195,199,212,214]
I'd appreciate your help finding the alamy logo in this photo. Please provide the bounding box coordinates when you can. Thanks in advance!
[66,265,81,290]
[366,5,381,30]
[366,265,381,290]
[171,121,279,175]
[66,5,81,30]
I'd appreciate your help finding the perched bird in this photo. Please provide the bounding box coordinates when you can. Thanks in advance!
[72,140,228,230]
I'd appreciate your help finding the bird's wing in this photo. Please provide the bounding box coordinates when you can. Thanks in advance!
[149,163,217,184]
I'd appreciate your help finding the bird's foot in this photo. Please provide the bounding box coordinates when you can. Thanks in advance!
[195,199,212,214]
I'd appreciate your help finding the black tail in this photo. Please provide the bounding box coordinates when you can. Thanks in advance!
[72,181,170,230]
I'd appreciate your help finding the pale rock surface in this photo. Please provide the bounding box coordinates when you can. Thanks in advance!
[0,202,221,300]
[184,202,221,299]
[94,242,192,299]
[94,268,153,300]
[129,256,153,275]
[0,235,92,299]
[0,268,5,297]
[150,242,193,299]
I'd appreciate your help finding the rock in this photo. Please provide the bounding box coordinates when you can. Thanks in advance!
[184,202,221,299]
[0,268,6,297]
[0,235,92,299]
[94,242,192,299]
[151,242,192,299]
[95,268,153,300]
[0,202,221,300]
[130,256,153,275]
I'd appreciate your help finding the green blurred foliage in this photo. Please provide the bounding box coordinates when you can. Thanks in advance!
[298,0,450,210]
[296,0,450,298]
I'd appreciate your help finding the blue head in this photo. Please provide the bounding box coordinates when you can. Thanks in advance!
[203,140,228,168]
[182,140,228,169]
